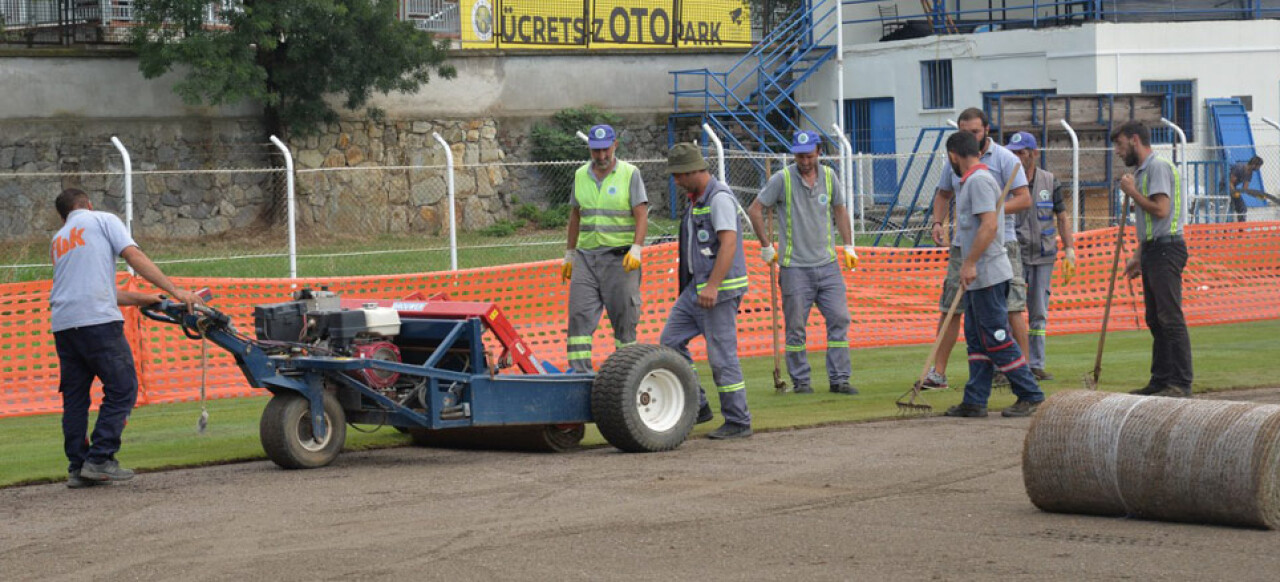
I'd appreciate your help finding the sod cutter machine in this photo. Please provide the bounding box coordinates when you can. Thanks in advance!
[142,288,700,469]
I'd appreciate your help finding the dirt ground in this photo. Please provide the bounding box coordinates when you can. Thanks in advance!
[3,389,1280,581]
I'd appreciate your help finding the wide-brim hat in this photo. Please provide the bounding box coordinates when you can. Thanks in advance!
[667,143,708,174]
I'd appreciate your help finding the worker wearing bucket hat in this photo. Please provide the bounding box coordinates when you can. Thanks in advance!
[747,130,858,395]
[562,124,649,373]
[659,143,752,439]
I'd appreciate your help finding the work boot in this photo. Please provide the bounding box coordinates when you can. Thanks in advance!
[696,403,714,424]
[792,383,814,394]
[1153,386,1192,398]
[707,423,753,440]
[992,372,1010,388]
[1001,399,1043,418]
[943,403,988,418]
[919,368,948,391]
[1129,384,1163,396]
[829,382,859,395]
[1031,368,1055,381]
[80,459,135,482]
[66,469,104,489]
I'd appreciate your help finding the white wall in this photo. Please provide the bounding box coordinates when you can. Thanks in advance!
[803,19,1280,154]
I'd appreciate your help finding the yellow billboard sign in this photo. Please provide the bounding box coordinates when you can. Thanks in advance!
[458,0,751,50]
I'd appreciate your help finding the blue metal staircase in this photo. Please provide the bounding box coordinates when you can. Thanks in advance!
[1207,98,1266,208]
[669,0,840,154]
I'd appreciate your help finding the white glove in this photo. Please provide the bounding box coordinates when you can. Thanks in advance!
[623,244,642,272]
[761,244,777,265]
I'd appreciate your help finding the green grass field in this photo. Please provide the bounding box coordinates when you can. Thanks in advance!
[3,318,1275,488]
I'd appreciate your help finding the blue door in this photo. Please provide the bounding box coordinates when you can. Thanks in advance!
[846,98,897,204]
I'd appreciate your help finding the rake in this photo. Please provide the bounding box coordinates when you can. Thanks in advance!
[1084,198,1133,390]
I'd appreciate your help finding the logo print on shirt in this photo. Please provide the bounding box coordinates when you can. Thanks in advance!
[607,186,618,196]
[52,227,86,262]
[697,229,710,242]
[1039,189,1051,201]
[818,194,829,205]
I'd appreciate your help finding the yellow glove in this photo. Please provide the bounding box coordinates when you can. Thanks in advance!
[761,244,777,265]
[842,245,859,271]
[561,250,574,282]
[623,244,642,272]
[1061,247,1077,284]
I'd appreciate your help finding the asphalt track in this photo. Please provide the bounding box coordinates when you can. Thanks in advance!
[2,389,1279,581]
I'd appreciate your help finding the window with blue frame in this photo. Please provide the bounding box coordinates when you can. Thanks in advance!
[1141,80,1195,143]
[921,60,953,110]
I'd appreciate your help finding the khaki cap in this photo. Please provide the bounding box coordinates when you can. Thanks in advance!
[667,143,708,174]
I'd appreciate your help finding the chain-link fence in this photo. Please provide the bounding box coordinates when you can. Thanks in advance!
[3,137,1279,283]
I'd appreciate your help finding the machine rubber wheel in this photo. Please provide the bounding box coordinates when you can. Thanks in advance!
[260,391,347,469]
[407,424,585,452]
[592,344,698,452]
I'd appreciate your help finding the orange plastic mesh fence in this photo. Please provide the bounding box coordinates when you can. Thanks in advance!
[3,222,1279,417]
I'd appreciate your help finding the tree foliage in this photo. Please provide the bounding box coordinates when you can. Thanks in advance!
[529,105,623,164]
[131,0,456,137]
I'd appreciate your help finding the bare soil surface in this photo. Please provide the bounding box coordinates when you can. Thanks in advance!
[4,389,1280,581]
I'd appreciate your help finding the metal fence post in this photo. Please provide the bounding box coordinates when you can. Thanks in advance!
[109,136,134,275]
[1059,120,1080,234]
[701,123,726,182]
[431,132,458,272]
[833,123,855,239]
[268,135,297,281]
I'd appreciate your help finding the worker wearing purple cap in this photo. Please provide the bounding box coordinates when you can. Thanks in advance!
[1006,131,1076,381]
[747,130,859,395]
[562,124,649,372]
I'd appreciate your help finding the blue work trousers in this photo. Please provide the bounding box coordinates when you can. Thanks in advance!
[779,261,852,386]
[962,282,1044,407]
[54,321,138,473]
[659,289,751,427]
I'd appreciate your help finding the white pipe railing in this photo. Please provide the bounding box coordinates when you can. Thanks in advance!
[575,131,590,144]
[268,135,297,281]
[833,123,855,239]
[858,153,870,235]
[701,123,726,182]
[431,132,458,272]
[109,136,134,275]
[1059,120,1080,234]
[1161,117,1189,227]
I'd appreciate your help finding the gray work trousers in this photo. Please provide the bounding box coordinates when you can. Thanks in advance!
[1023,262,1054,370]
[566,249,641,373]
[659,289,751,427]
[778,261,852,386]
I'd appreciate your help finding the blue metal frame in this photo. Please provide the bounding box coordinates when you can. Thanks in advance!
[144,302,596,440]
[872,127,950,247]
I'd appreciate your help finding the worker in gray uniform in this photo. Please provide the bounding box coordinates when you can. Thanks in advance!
[660,143,752,440]
[747,131,859,395]
[561,124,648,372]
[1006,132,1076,381]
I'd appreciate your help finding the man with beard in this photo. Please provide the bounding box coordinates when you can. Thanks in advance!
[920,108,1031,392]
[941,132,1045,418]
[747,131,859,395]
[1112,121,1194,398]
[561,124,648,372]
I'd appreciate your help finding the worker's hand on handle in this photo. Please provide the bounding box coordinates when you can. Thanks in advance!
[561,250,575,283]
[960,262,977,288]
[623,244,642,272]
[930,222,946,246]
[760,244,777,265]
[1061,247,1077,284]
[1123,255,1141,280]
[842,245,859,271]
[1118,174,1138,199]
[170,288,205,314]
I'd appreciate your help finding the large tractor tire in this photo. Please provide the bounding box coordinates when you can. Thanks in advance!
[260,391,346,469]
[407,424,585,452]
[592,344,698,452]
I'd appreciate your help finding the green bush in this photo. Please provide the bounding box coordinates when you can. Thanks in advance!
[530,106,623,205]
[480,220,519,237]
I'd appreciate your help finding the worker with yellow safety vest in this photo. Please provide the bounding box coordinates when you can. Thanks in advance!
[747,131,859,395]
[1112,121,1194,398]
[561,124,648,373]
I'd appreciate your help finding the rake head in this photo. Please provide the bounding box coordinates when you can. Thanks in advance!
[895,382,933,415]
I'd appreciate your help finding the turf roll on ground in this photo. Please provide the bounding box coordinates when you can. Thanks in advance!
[1022,390,1280,529]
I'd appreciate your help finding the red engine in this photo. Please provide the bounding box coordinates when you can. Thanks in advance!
[350,341,401,389]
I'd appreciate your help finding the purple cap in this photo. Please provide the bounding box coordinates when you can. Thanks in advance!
[587,125,616,149]
[1005,131,1038,151]
[791,131,821,154]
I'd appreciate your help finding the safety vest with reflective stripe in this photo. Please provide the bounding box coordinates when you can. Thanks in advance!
[574,161,637,250]
[780,166,836,267]
[677,177,749,303]
[1140,157,1182,241]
